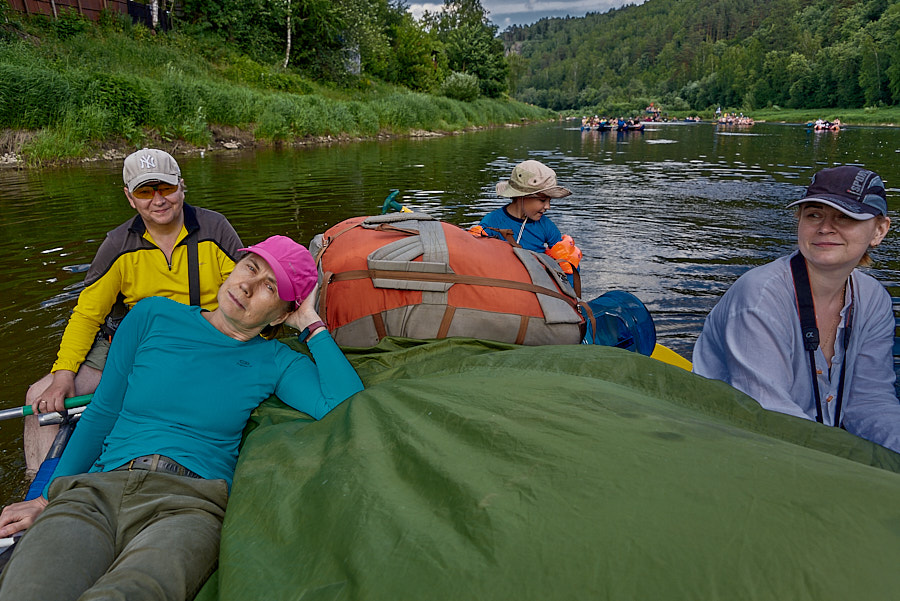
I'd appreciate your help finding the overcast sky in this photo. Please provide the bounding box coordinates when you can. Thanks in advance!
[407,0,645,30]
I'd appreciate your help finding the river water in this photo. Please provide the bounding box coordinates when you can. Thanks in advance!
[1,120,899,504]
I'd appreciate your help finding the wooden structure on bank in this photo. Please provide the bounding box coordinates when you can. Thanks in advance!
[6,0,170,30]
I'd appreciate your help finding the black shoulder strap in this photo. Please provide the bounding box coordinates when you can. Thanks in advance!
[789,253,824,423]
[790,253,819,352]
[187,231,200,307]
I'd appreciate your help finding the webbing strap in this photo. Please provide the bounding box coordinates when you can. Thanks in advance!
[372,312,387,340]
[479,227,580,297]
[437,306,456,338]
[187,232,200,307]
[362,212,435,226]
[483,226,520,247]
[364,222,428,236]
[789,253,824,423]
[315,222,364,265]
[367,220,453,299]
[578,300,597,342]
[571,266,582,298]
[329,269,578,307]
[319,271,334,325]
[516,249,579,323]
[515,315,529,345]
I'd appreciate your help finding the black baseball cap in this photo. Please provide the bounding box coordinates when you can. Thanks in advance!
[787,165,887,220]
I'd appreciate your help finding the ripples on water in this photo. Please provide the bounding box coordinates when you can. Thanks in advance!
[554,124,899,358]
[0,121,899,503]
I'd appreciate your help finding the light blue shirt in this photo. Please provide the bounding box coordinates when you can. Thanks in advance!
[45,297,364,497]
[693,252,900,453]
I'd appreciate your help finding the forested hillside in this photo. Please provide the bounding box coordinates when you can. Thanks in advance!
[503,0,900,112]
[0,0,546,163]
[154,0,508,98]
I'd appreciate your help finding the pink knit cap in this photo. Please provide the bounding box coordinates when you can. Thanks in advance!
[239,236,318,302]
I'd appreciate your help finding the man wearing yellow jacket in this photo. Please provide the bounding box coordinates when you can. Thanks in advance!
[25,148,243,473]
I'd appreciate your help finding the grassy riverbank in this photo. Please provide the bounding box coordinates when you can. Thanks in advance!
[0,12,555,166]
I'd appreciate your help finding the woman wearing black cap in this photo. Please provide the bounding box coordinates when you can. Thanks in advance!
[693,165,900,452]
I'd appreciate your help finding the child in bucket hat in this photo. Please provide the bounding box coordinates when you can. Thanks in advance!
[472,160,581,284]
[495,160,572,199]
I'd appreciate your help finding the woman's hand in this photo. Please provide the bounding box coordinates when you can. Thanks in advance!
[284,290,326,339]
[0,497,48,537]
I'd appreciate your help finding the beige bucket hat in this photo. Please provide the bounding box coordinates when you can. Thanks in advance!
[496,160,572,199]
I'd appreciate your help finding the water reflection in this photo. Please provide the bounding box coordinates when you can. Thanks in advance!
[1,120,899,503]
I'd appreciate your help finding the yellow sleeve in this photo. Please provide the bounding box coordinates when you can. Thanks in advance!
[52,262,124,373]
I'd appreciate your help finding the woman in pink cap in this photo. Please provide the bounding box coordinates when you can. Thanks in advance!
[0,236,363,601]
[694,166,899,453]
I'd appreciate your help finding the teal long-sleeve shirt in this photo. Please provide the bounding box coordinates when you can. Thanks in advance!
[44,296,363,498]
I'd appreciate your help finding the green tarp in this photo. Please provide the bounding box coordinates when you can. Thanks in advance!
[196,338,900,601]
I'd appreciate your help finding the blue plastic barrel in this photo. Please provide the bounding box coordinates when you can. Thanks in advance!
[580,290,656,356]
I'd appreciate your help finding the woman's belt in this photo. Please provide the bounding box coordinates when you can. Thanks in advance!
[113,454,202,479]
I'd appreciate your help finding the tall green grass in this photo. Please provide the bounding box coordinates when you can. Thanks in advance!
[0,16,556,163]
[0,63,73,128]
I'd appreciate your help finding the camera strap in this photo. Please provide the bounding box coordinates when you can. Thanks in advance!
[789,253,852,426]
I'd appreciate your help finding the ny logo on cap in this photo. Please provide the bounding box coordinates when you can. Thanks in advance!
[139,154,157,170]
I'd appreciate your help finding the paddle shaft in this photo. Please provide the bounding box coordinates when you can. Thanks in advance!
[0,394,92,421]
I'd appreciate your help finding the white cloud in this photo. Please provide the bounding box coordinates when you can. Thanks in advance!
[407,2,443,21]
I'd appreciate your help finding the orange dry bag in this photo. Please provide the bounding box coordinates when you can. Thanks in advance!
[310,213,585,347]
